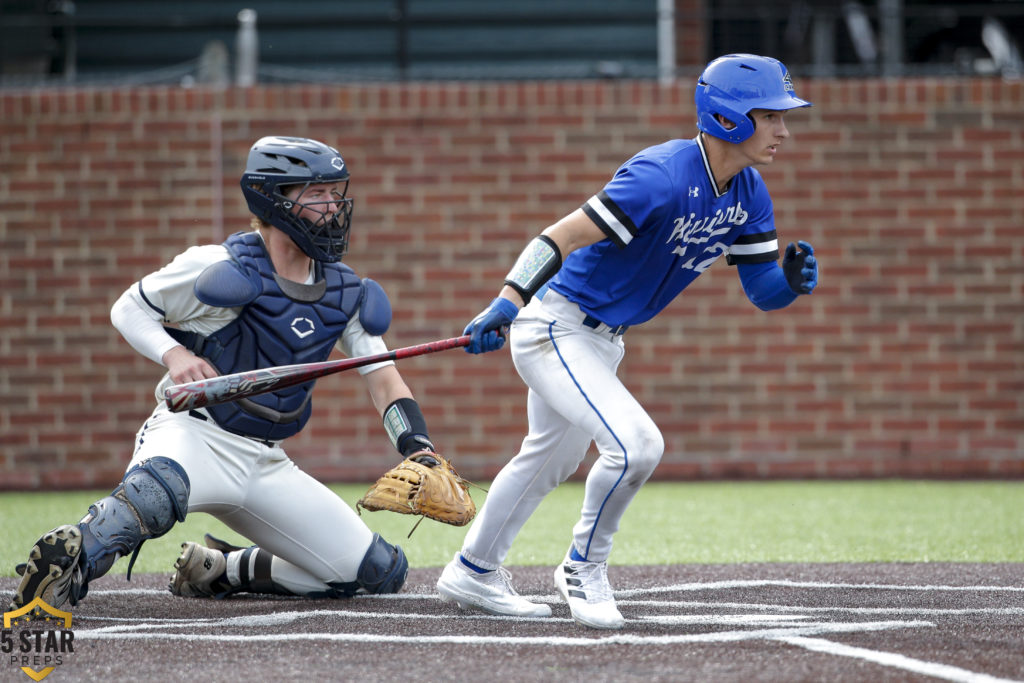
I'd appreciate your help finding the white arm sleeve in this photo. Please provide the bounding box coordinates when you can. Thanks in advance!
[337,314,394,376]
[110,289,182,365]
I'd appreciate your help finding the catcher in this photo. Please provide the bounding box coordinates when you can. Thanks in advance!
[10,136,453,611]
[161,137,474,601]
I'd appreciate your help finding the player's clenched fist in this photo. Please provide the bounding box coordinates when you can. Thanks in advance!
[463,296,519,354]
[162,346,219,384]
[783,240,818,294]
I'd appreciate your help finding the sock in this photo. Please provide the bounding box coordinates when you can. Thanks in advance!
[459,554,492,574]
[225,547,292,595]
[569,546,586,562]
[225,549,247,589]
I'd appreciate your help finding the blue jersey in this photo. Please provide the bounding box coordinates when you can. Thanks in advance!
[549,136,780,327]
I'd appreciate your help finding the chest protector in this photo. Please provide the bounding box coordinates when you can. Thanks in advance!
[168,232,367,441]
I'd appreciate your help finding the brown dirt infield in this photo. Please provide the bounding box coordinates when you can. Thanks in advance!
[3,563,1023,682]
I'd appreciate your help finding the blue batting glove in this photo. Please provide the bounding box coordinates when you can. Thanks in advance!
[783,240,818,294]
[463,297,519,354]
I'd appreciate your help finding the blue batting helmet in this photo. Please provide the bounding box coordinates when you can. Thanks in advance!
[241,136,354,262]
[695,54,812,143]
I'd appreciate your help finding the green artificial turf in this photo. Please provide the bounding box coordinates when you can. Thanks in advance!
[1,480,1021,578]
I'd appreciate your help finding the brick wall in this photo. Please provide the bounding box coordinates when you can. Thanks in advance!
[1,78,1021,490]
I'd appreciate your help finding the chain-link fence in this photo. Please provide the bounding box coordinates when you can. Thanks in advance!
[1,1,1021,88]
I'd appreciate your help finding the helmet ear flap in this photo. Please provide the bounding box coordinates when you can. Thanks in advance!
[695,54,811,143]
[695,84,756,143]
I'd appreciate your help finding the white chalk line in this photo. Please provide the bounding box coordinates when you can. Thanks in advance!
[70,615,1023,683]
[777,636,1022,683]
[63,579,1024,682]
[77,586,1024,620]
[74,606,1022,629]
[614,579,1024,597]
[75,619,931,645]
[77,608,561,633]
[620,600,1024,617]
[87,575,1024,601]
[74,611,826,633]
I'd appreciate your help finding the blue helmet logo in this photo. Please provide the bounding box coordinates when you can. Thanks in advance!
[695,54,812,143]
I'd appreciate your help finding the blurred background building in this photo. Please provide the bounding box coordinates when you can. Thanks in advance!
[1,0,1021,88]
[1,1,1021,488]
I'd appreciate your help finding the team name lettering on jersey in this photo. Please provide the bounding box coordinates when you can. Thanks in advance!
[667,202,749,272]
[667,201,749,245]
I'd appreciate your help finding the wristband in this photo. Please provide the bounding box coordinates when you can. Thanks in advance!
[383,398,435,456]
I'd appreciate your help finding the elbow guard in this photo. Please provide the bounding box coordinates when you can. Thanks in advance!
[504,235,562,304]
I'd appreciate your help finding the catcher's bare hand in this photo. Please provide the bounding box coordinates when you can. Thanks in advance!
[163,345,219,384]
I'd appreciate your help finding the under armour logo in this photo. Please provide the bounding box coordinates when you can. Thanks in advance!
[291,317,315,339]
[689,187,699,197]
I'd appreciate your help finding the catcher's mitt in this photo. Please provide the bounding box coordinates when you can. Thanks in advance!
[356,452,476,528]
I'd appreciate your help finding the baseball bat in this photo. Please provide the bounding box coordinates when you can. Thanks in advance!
[163,334,471,413]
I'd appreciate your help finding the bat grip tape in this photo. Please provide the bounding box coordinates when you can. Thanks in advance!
[383,398,434,457]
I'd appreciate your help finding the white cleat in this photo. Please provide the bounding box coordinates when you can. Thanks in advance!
[437,553,552,618]
[169,542,228,598]
[554,554,625,630]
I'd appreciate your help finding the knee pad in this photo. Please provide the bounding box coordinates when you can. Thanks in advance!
[355,533,408,595]
[119,457,190,533]
[79,457,190,581]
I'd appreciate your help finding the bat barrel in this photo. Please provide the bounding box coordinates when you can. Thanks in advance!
[163,334,471,412]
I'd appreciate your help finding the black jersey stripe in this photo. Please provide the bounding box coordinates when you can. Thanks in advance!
[695,135,726,197]
[581,200,623,248]
[732,229,778,244]
[581,191,638,249]
[726,250,780,265]
[137,282,166,317]
[726,228,779,265]
[581,203,619,246]
[595,191,638,239]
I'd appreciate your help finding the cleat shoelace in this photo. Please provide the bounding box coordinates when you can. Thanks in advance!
[566,561,614,602]
[483,567,523,595]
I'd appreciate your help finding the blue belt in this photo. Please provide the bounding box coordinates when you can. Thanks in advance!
[582,315,629,336]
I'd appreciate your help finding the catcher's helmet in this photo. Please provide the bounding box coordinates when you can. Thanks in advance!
[241,136,354,262]
[695,54,812,143]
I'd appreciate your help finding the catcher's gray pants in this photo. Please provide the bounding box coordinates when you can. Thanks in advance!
[461,290,664,569]
[129,403,375,594]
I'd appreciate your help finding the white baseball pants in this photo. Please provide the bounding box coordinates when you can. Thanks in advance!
[129,403,374,594]
[461,289,664,569]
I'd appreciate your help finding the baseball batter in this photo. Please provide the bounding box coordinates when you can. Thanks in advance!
[437,54,820,629]
[10,136,441,610]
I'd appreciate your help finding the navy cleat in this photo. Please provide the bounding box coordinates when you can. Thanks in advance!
[10,525,86,611]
